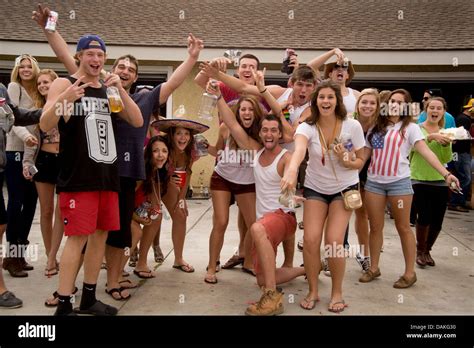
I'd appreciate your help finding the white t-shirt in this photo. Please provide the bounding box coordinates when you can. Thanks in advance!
[366,121,424,184]
[295,118,365,194]
[277,88,310,152]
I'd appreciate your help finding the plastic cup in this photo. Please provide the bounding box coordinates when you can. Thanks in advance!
[173,170,187,189]
[106,86,124,113]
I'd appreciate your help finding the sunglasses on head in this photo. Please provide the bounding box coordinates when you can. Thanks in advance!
[15,54,38,67]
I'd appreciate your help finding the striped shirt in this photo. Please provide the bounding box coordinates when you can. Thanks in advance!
[367,122,424,184]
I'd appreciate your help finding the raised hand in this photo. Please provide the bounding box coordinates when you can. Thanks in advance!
[250,67,266,92]
[187,33,204,59]
[210,57,232,73]
[334,48,345,63]
[31,3,50,28]
[199,61,220,80]
[61,76,92,103]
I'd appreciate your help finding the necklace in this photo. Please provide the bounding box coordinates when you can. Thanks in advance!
[316,119,339,166]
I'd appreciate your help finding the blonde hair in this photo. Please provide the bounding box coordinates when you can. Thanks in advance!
[10,54,41,84]
[355,88,380,126]
[10,54,41,105]
[35,69,58,108]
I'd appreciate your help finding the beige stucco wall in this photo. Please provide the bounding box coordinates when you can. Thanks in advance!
[170,66,219,192]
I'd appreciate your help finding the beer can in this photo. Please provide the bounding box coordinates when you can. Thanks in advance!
[45,11,58,33]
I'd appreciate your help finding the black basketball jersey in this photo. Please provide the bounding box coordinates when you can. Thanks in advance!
[56,76,119,193]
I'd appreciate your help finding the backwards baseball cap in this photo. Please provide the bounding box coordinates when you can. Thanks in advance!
[76,34,106,53]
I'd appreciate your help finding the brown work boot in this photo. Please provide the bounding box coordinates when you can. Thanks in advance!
[245,288,284,316]
[19,257,34,271]
[415,224,429,267]
[2,258,28,278]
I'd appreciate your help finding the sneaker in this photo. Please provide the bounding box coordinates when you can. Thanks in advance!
[129,248,138,267]
[297,238,303,251]
[356,253,370,272]
[0,291,23,309]
[321,258,331,277]
[245,288,284,316]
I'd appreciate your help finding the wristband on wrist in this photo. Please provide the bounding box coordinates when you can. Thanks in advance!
[443,172,451,180]
[259,88,267,94]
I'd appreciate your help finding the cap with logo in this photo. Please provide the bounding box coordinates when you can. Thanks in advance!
[76,34,106,53]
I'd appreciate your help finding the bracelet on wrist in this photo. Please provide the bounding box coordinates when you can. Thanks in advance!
[259,88,267,94]
[443,172,451,180]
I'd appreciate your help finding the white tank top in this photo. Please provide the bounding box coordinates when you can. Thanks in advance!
[343,88,357,114]
[254,148,293,219]
[214,137,255,184]
[276,88,310,151]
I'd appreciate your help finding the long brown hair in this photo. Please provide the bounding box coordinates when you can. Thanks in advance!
[143,135,169,196]
[369,88,413,143]
[229,95,263,148]
[306,80,347,126]
[166,126,195,169]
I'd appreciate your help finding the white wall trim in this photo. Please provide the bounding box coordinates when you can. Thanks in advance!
[1,41,473,66]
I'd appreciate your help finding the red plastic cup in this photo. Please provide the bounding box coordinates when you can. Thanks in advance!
[174,170,187,189]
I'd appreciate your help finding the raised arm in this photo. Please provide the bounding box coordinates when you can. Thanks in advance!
[194,57,231,90]
[307,48,345,71]
[207,124,226,157]
[200,62,259,96]
[32,4,78,74]
[159,33,204,105]
[207,82,261,151]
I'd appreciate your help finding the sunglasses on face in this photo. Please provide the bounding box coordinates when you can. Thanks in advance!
[422,97,430,101]
[334,64,349,70]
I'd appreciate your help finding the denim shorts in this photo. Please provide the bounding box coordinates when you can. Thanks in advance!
[364,177,414,196]
[303,185,358,205]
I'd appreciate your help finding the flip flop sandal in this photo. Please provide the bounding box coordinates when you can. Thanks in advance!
[204,274,218,284]
[44,287,78,307]
[222,255,244,269]
[44,267,59,277]
[328,300,347,313]
[133,269,156,279]
[118,279,138,289]
[105,288,126,301]
[74,300,118,316]
[172,264,195,273]
[242,267,256,277]
[300,297,319,310]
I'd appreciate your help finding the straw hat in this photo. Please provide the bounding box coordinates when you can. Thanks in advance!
[151,118,209,135]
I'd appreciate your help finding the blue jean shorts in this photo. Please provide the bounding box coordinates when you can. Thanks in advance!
[364,177,414,196]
